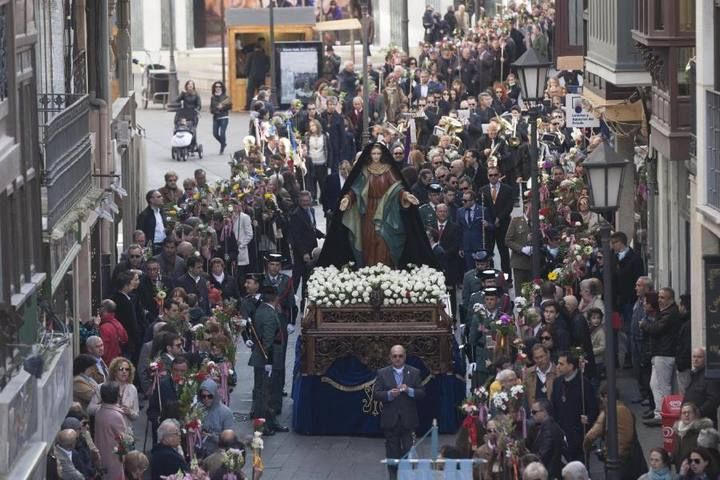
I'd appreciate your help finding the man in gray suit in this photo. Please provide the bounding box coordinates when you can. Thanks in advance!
[373,345,426,480]
[52,429,85,480]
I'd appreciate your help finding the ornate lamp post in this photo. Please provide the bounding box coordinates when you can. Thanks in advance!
[167,0,179,104]
[584,140,629,480]
[269,0,277,107]
[510,48,551,280]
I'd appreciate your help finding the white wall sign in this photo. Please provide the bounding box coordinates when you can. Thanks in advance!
[565,93,600,128]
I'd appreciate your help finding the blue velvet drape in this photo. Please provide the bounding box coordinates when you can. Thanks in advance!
[292,337,465,435]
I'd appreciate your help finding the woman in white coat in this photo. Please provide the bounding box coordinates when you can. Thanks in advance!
[233,205,254,281]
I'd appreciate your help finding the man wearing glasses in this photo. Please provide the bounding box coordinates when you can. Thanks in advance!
[480,166,514,281]
[198,378,234,455]
[151,419,189,479]
[527,398,564,480]
[374,345,425,480]
[457,189,494,271]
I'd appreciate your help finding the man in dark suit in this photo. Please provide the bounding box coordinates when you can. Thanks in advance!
[528,398,564,480]
[289,191,325,296]
[480,166,514,280]
[111,270,142,361]
[174,256,210,314]
[147,354,187,445]
[457,190,495,271]
[150,417,190,479]
[320,160,351,220]
[136,190,167,255]
[373,345,426,480]
[321,97,345,172]
[436,203,461,316]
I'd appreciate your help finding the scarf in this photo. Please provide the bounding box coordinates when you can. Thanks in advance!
[649,467,673,480]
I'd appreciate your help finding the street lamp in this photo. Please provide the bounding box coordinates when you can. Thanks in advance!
[584,140,629,480]
[269,0,278,108]
[360,0,370,147]
[510,48,551,280]
[167,0,179,105]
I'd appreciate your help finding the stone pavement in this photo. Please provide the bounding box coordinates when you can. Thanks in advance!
[136,104,665,479]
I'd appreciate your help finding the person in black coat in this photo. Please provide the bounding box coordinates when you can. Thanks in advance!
[551,352,599,463]
[528,398,565,480]
[150,418,190,480]
[479,167,514,278]
[611,231,645,366]
[373,345,426,480]
[111,270,143,361]
[683,347,720,426]
[136,190,167,254]
[245,43,270,110]
[436,203,461,316]
[320,160,351,220]
[174,256,210,314]
[289,191,325,294]
[321,97,345,172]
[209,258,241,303]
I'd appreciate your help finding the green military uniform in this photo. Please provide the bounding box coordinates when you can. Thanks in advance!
[468,306,500,389]
[239,293,261,344]
[418,203,438,228]
[248,301,281,424]
[262,273,295,415]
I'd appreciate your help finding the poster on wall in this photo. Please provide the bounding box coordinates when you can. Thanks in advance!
[274,41,322,108]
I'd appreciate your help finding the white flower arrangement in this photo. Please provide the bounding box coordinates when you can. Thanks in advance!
[492,391,510,412]
[307,263,446,307]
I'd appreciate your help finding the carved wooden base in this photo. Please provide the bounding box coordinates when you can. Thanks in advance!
[300,304,454,375]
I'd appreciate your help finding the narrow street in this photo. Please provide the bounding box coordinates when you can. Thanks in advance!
[134,102,665,478]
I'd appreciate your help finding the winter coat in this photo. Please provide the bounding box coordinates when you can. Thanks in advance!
[643,303,681,357]
[199,379,235,455]
[98,313,128,365]
[673,417,714,468]
[684,367,720,424]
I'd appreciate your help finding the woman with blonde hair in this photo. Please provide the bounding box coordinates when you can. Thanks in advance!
[88,357,139,427]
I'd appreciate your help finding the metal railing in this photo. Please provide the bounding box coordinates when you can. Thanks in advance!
[37,92,92,227]
[707,89,720,210]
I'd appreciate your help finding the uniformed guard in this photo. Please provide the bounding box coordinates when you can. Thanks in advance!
[460,250,493,324]
[240,273,263,347]
[468,287,502,389]
[418,183,443,228]
[248,284,289,434]
[261,253,296,416]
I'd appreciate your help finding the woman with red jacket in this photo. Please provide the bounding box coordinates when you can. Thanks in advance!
[98,299,128,365]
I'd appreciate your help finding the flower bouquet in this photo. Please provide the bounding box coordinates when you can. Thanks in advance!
[307,263,446,307]
[113,433,135,461]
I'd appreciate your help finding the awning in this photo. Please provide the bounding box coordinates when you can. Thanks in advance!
[314,19,362,32]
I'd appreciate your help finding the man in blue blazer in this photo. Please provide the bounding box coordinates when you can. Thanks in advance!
[457,189,495,271]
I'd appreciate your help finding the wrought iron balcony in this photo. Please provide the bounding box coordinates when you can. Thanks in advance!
[707,90,720,210]
[37,93,92,228]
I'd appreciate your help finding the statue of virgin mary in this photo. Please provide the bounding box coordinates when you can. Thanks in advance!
[317,143,436,269]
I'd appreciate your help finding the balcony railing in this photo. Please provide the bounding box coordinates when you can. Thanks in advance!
[707,90,720,210]
[37,93,92,228]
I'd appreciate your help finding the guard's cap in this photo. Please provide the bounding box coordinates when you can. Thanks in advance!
[472,250,491,262]
[265,253,284,263]
[480,269,498,280]
[428,183,443,194]
[483,287,499,297]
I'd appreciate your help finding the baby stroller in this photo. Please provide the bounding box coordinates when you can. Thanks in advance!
[171,108,203,161]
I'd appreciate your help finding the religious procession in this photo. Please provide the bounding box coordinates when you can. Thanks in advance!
[41,1,715,480]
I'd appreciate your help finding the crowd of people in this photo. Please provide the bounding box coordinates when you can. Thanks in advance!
[47,1,719,479]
